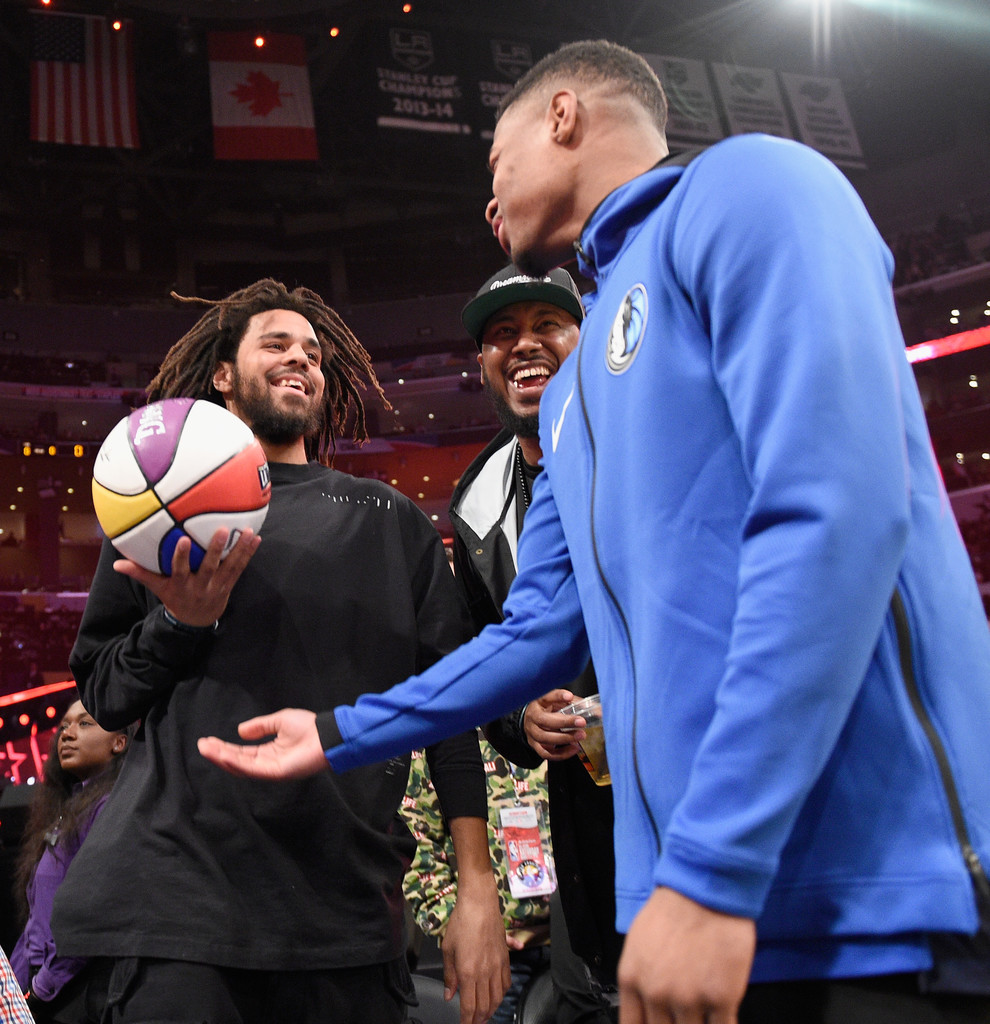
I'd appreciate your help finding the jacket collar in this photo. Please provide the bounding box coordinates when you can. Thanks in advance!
[574,160,689,282]
[449,427,518,543]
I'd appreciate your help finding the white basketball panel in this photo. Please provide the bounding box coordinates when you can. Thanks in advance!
[155,403,256,503]
[93,416,148,495]
[184,506,269,556]
[110,507,176,573]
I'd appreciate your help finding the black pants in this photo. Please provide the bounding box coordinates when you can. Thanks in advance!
[739,973,990,1024]
[101,956,414,1024]
[550,891,616,1024]
[25,962,108,1024]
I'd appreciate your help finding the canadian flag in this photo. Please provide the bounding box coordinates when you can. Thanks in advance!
[208,32,318,161]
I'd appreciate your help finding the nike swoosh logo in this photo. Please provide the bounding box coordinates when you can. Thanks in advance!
[551,386,575,453]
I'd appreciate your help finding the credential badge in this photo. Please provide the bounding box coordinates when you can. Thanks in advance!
[606,284,648,375]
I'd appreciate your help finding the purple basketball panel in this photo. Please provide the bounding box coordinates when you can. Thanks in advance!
[128,398,197,485]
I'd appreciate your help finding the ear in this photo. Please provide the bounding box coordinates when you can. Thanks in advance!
[213,361,233,395]
[477,350,486,385]
[112,734,127,755]
[548,88,579,145]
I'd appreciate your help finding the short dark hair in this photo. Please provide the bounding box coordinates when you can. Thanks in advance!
[498,39,668,134]
[148,279,388,466]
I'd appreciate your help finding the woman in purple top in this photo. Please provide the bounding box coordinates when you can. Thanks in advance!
[10,699,130,1023]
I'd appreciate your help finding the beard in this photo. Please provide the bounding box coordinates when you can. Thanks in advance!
[482,375,539,439]
[229,366,324,446]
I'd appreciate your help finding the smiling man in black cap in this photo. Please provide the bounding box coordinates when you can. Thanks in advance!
[455,263,584,559]
[452,264,622,1023]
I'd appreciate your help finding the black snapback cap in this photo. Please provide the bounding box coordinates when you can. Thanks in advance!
[461,264,584,349]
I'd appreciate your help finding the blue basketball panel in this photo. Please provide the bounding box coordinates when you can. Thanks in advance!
[159,526,207,576]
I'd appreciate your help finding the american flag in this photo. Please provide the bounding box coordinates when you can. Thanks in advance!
[29,11,139,149]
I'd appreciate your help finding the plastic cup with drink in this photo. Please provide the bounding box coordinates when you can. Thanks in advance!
[560,693,610,786]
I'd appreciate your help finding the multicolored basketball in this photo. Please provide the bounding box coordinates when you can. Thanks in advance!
[92,398,271,575]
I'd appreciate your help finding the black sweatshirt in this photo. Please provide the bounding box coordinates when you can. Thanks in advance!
[54,462,485,970]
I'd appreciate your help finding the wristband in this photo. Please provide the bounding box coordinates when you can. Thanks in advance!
[516,703,530,737]
[161,607,219,633]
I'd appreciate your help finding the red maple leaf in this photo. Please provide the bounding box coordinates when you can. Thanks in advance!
[229,70,292,117]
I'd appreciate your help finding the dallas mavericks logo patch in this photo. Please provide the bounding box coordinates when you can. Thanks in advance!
[606,284,648,375]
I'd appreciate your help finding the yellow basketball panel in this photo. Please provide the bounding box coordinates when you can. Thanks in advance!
[92,479,164,538]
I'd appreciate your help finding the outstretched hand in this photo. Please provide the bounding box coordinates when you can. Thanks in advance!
[197,708,328,780]
[114,527,261,628]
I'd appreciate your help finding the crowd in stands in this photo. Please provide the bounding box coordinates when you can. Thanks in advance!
[921,385,990,422]
[0,600,83,692]
[0,354,106,389]
[940,454,990,493]
[958,504,990,588]
[890,210,990,289]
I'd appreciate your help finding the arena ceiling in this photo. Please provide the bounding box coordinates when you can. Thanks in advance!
[0,0,987,305]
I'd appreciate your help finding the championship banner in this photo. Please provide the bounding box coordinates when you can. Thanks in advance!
[369,23,555,139]
[641,54,724,145]
[29,11,139,149]
[472,37,553,141]
[780,72,866,169]
[710,63,794,140]
[208,32,317,161]
[374,26,472,135]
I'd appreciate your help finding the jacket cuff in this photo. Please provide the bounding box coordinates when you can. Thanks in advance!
[140,605,218,669]
[655,831,773,919]
[483,706,543,769]
[315,709,343,755]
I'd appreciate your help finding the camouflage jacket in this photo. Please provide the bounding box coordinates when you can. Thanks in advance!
[401,732,552,947]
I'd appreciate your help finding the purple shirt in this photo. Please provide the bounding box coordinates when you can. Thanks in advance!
[9,789,110,1003]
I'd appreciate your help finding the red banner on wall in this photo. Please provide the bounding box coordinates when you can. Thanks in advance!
[208,32,318,161]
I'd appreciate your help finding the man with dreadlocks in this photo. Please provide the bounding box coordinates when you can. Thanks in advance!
[51,280,509,1024]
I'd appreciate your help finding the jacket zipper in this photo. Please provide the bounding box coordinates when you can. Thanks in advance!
[891,588,990,900]
[574,316,988,895]
[575,326,663,853]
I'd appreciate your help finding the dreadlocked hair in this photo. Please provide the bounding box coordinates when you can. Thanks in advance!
[147,279,389,466]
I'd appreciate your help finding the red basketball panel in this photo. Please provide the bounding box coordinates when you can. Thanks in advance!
[166,441,271,522]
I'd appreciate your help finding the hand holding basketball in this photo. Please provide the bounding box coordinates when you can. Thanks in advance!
[114,525,261,628]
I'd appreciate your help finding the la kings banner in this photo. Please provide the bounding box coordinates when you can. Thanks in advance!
[369,22,555,140]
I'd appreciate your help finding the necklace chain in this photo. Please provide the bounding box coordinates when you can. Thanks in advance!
[514,444,533,511]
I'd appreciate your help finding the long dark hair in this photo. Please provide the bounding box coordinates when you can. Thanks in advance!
[148,278,389,466]
[13,713,130,923]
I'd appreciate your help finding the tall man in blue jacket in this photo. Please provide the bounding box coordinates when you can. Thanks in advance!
[199,41,990,1024]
